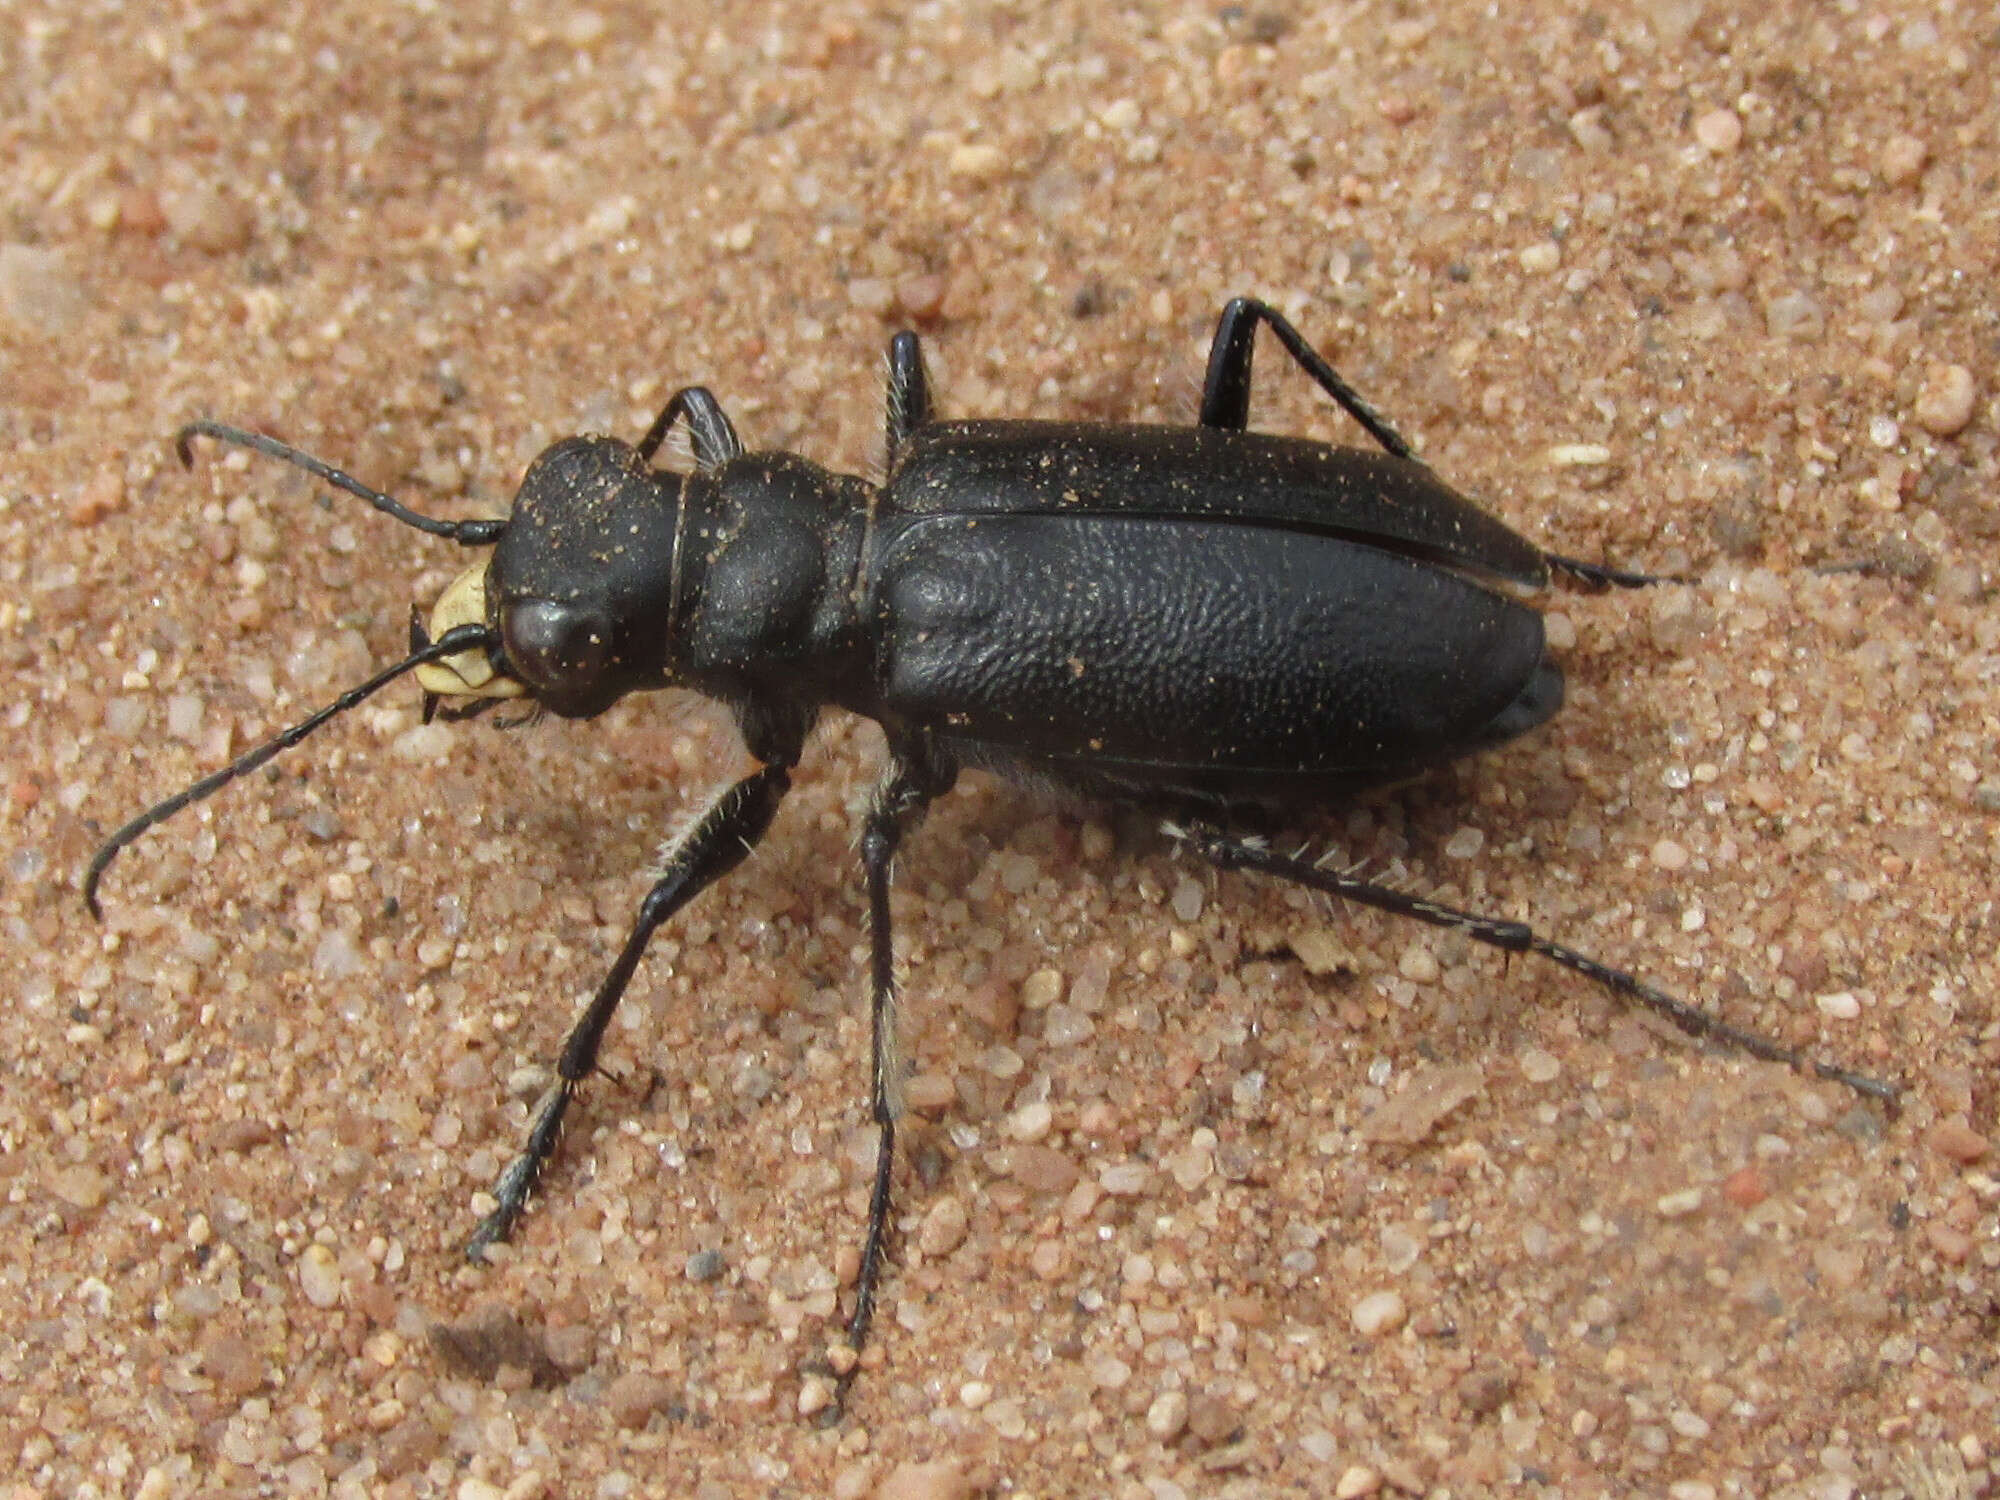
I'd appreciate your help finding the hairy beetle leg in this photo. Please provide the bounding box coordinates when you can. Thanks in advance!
[635,385,742,471]
[820,746,955,1420]
[1175,822,1899,1108]
[885,330,934,470]
[467,765,794,1260]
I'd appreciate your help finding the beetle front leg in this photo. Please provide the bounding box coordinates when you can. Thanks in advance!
[1199,296,1415,458]
[466,763,793,1259]
[1175,821,1898,1106]
[835,745,955,1394]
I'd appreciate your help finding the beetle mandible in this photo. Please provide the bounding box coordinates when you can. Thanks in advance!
[87,296,1894,1403]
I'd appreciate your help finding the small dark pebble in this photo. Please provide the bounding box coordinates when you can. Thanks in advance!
[1070,279,1110,319]
[301,806,343,841]
[685,1248,726,1282]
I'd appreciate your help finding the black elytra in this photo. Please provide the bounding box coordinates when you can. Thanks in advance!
[87,297,1896,1415]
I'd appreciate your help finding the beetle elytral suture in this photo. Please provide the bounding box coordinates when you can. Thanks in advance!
[87,296,1896,1413]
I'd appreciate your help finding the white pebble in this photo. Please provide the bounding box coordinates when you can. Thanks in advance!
[1350,1290,1406,1336]
[1146,1389,1189,1439]
[1397,944,1440,984]
[1443,826,1484,859]
[917,1196,969,1257]
[1816,991,1861,1020]
[1005,1100,1053,1142]
[1170,875,1205,922]
[1098,1162,1154,1196]
[1088,1354,1132,1389]
[1519,1047,1561,1084]
[1764,290,1823,340]
[1655,1187,1704,1218]
[296,1244,342,1308]
[1518,241,1561,273]
[948,142,1009,181]
[1548,442,1613,467]
[1913,363,1976,436]
[1693,108,1743,153]
[1879,133,1928,185]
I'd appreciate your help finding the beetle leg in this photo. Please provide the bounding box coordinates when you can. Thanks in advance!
[1198,296,1417,459]
[884,330,934,469]
[634,385,743,470]
[1546,553,1682,590]
[466,762,793,1259]
[1174,822,1899,1106]
[836,745,956,1396]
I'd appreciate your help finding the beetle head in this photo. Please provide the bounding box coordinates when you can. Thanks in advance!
[415,435,682,720]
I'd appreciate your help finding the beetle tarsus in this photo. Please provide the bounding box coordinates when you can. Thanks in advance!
[467,1085,573,1260]
[1547,553,1684,590]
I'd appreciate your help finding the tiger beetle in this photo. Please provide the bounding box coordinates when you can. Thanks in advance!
[86,296,1897,1411]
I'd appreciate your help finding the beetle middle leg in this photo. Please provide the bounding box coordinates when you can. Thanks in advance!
[834,742,957,1398]
[1176,821,1898,1105]
[1198,296,1415,457]
[467,761,794,1258]
[1200,298,1674,589]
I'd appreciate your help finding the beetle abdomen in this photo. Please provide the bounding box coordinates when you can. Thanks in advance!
[867,512,1554,796]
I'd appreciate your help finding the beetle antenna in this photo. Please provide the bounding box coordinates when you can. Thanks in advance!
[176,420,506,545]
[84,622,499,919]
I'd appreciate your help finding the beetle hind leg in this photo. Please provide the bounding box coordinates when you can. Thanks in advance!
[823,743,957,1416]
[1173,821,1899,1107]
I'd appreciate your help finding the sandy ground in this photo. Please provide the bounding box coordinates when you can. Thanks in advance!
[3,3,1996,1497]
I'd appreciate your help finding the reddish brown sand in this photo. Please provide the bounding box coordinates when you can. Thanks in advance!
[3,4,1995,1497]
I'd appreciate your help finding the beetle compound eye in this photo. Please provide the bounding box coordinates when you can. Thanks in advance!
[501,600,612,690]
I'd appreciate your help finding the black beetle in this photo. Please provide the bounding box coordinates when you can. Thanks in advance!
[87,296,1893,1404]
